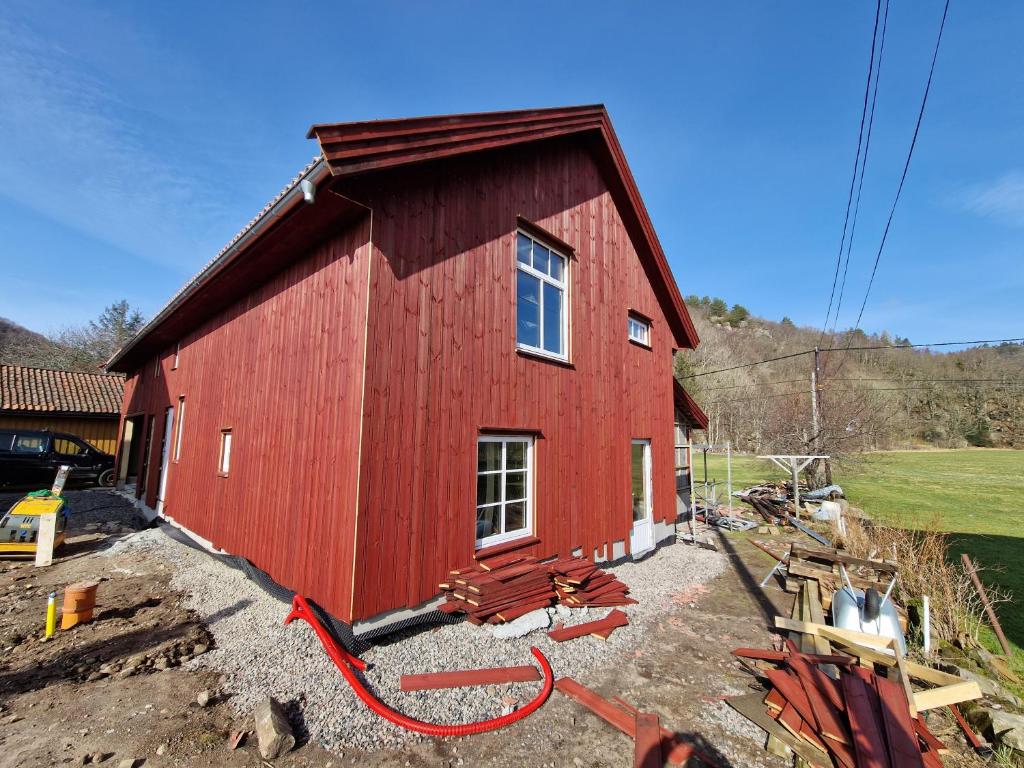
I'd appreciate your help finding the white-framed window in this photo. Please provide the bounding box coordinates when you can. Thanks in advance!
[154,357,161,378]
[476,434,534,548]
[172,342,180,370]
[173,396,186,462]
[628,314,650,346]
[516,231,568,361]
[218,429,232,476]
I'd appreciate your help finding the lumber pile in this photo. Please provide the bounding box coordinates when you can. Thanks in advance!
[730,642,948,768]
[549,557,635,607]
[439,553,632,624]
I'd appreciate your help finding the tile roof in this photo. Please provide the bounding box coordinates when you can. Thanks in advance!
[0,365,124,415]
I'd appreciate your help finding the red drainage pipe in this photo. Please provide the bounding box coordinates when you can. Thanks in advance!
[285,594,554,737]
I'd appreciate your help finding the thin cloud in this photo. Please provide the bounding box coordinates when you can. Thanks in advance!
[961,172,1024,227]
[0,18,231,269]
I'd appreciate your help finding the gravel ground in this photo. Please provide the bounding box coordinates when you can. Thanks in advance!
[109,526,728,752]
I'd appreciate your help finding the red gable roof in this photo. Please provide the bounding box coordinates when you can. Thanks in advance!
[673,380,709,431]
[308,105,698,349]
[109,106,699,372]
[1,364,124,416]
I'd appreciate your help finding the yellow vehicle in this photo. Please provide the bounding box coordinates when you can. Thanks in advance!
[0,492,68,557]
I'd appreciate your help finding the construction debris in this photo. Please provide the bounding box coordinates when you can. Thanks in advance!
[728,640,950,768]
[439,554,633,624]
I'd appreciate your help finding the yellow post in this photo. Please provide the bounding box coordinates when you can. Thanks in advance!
[45,591,57,638]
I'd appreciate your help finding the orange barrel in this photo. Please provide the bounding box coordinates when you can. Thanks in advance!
[61,581,98,630]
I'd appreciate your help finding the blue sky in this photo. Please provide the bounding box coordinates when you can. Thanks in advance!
[1,2,1021,345]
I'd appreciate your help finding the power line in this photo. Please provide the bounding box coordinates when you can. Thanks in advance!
[699,376,1019,391]
[847,0,951,338]
[829,0,891,341]
[701,381,1024,407]
[679,336,1024,380]
[820,0,885,345]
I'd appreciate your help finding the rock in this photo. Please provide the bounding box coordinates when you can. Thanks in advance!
[89,754,109,765]
[153,657,170,671]
[969,707,1024,751]
[555,604,572,620]
[487,608,550,639]
[192,643,209,656]
[156,744,167,756]
[956,668,1022,707]
[99,663,118,676]
[254,697,295,760]
[196,690,211,707]
[116,759,137,768]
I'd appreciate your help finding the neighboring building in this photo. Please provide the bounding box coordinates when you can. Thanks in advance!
[107,106,708,631]
[0,364,124,454]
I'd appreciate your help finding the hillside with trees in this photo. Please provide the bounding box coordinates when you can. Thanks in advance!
[0,301,145,373]
[676,296,1024,457]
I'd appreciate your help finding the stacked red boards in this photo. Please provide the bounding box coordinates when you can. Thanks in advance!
[439,553,633,624]
[733,645,945,768]
[549,558,636,607]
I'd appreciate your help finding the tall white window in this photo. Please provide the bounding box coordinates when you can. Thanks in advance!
[172,342,180,370]
[476,435,533,548]
[173,396,186,462]
[628,314,650,346]
[516,231,568,361]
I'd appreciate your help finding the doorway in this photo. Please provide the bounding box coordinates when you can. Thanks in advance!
[155,406,174,515]
[630,439,654,555]
[138,415,155,499]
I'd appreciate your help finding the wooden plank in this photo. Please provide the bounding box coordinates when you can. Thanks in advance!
[913,681,983,711]
[726,694,830,768]
[554,679,692,766]
[788,657,849,744]
[787,560,889,592]
[547,609,628,642]
[841,671,891,768]
[914,717,948,755]
[874,675,925,768]
[892,643,918,717]
[765,669,816,726]
[400,664,542,691]
[634,713,662,768]
[790,543,899,573]
[732,648,854,666]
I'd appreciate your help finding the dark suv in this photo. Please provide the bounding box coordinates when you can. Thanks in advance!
[0,429,116,488]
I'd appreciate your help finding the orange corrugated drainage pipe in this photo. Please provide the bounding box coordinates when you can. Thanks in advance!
[284,595,554,737]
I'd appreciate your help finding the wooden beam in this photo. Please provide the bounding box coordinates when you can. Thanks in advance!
[547,609,628,642]
[912,681,983,711]
[399,665,542,692]
[554,679,692,766]
[634,713,663,768]
[841,673,891,768]
[875,675,925,768]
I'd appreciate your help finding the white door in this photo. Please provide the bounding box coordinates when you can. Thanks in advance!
[155,406,174,515]
[630,439,654,555]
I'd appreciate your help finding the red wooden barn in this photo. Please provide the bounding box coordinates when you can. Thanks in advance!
[107,105,708,632]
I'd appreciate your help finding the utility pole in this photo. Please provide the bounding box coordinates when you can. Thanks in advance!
[810,346,820,447]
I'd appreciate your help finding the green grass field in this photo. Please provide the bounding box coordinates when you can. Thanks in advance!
[702,449,1024,661]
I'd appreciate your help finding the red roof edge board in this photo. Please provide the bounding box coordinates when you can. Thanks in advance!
[308,105,699,350]
[673,380,709,430]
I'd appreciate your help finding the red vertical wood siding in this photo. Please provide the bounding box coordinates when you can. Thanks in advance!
[121,219,372,621]
[346,139,679,620]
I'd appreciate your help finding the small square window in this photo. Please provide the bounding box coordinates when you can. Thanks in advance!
[628,315,650,346]
[218,429,232,476]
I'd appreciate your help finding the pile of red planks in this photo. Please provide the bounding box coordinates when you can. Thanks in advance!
[439,554,556,624]
[549,557,635,607]
[732,644,946,768]
[439,553,633,624]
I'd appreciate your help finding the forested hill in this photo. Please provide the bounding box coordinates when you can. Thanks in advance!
[675,297,1024,453]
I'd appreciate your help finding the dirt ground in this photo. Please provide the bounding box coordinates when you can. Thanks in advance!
[0,491,988,767]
